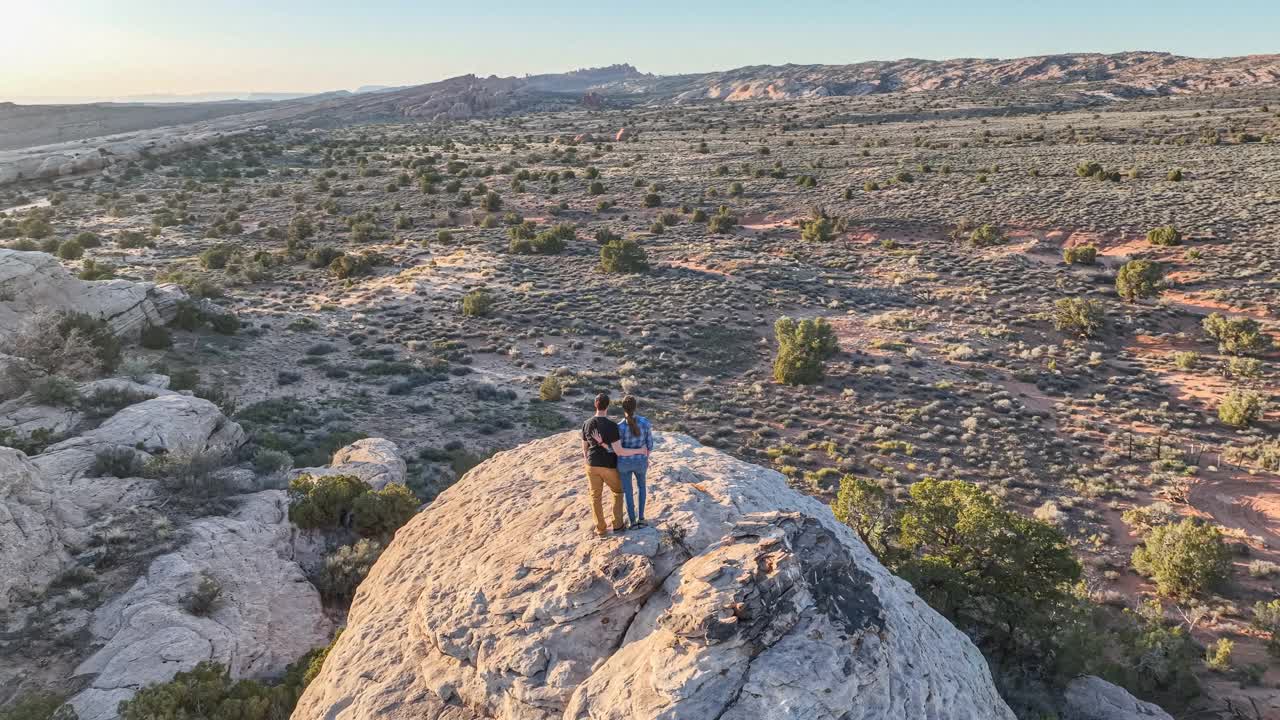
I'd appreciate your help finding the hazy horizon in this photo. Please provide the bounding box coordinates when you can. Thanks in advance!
[3,0,1278,105]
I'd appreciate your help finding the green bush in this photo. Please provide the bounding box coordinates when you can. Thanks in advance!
[1062,244,1097,265]
[1115,260,1163,302]
[1252,599,1280,656]
[288,474,367,530]
[181,572,223,616]
[707,207,737,234]
[800,217,834,243]
[57,239,84,260]
[539,375,563,401]
[1104,606,1201,708]
[1202,313,1271,356]
[831,476,893,557]
[118,658,310,720]
[1131,518,1231,597]
[599,239,649,274]
[1166,169,1184,181]
[0,691,72,720]
[139,323,173,350]
[461,289,493,317]
[305,246,343,269]
[314,539,383,605]
[642,192,661,208]
[78,259,116,280]
[92,447,143,478]
[199,243,236,270]
[351,484,419,538]
[588,181,605,195]
[31,375,80,406]
[1146,225,1182,246]
[772,316,838,385]
[329,253,380,279]
[1218,389,1264,428]
[1052,297,1105,338]
[968,224,1004,247]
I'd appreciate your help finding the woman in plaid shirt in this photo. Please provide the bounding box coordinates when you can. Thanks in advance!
[616,395,654,527]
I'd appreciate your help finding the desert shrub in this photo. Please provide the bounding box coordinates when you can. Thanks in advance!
[1076,160,1120,181]
[314,539,383,604]
[839,476,1083,685]
[642,192,661,207]
[461,289,493,317]
[118,660,300,720]
[139,323,172,350]
[181,572,223,616]
[31,375,80,406]
[1218,389,1264,428]
[587,181,605,195]
[1253,600,1280,656]
[1052,297,1105,338]
[1227,357,1263,380]
[305,245,343,269]
[1115,260,1163,302]
[593,228,621,245]
[351,484,419,538]
[92,447,144,478]
[252,448,293,475]
[830,476,893,557]
[1202,313,1271,356]
[199,243,236,270]
[599,239,649,274]
[728,181,744,196]
[968,223,1004,247]
[288,474,367,530]
[796,174,818,188]
[57,238,84,260]
[1146,225,1182,246]
[706,206,737,234]
[512,223,572,255]
[863,181,880,191]
[1062,244,1097,265]
[1172,351,1199,370]
[329,252,380,279]
[1205,638,1234,672]
[539,375,563,401]
[148,450,229,501]
[800,216,834,243]
[74,231,101,248]
[0,692,72,720]
[1132,518,1231,597]
[1166,169,1183,181]
[1104,605,1201,708]
[287,215,314,246]
[78,259,116,280]
[772,316,838,385]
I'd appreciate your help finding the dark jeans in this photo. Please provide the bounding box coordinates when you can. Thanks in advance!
[618,459,648,525]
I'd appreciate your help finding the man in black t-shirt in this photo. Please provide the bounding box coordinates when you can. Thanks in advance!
[582,393,649,536]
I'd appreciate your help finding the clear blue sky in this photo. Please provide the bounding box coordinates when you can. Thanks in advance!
[3,0,1276,102]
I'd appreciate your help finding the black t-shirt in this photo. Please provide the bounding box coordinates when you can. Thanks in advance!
[582,416,620,468]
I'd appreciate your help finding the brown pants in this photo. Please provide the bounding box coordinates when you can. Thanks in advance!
[586,465,625,534]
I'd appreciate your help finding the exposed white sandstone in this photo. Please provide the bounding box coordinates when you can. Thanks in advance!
[295,431,1016,720]
[0,249,187,340]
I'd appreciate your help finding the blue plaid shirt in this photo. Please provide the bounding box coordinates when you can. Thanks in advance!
[617,415,653,462]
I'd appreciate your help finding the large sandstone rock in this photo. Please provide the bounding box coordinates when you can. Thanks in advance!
[1064,676,1173,720]
[67,491,333,720]
[295,432,1016,720]
[0,249,186,339]
[0,448,68,611]
[31,393,244,481]
[290,437,407,490]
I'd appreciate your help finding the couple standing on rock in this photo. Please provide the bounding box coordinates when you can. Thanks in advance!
[582,392,653,537]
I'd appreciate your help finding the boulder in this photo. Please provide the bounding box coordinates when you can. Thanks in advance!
[289,437,406,490]
[0,249,187,340]
[31,393,244,481]
[1064,676,1173,720]
[0,448,68,611]
[295,432,1015,720]
[67,491,333,720]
